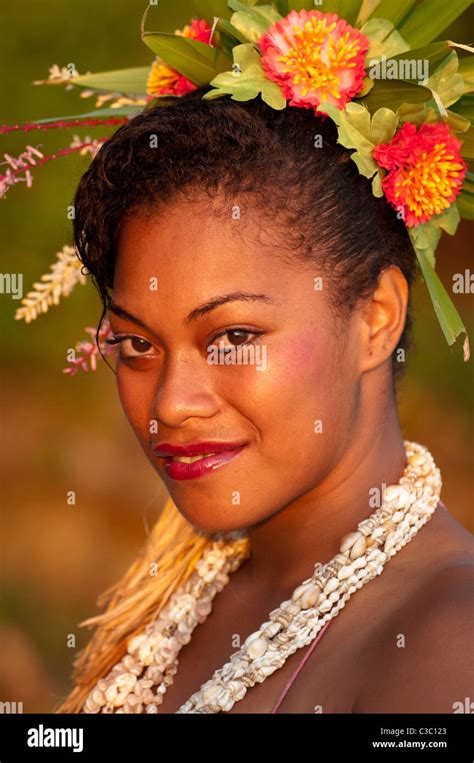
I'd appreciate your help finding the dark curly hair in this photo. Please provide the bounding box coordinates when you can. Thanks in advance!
[72,86,417,378]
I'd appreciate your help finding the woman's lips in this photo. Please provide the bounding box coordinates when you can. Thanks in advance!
[152,442,247,481]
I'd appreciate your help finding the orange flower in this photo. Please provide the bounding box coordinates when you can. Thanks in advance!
[146,19,212,97]
[374,123,467,227]
[259,10,368,112]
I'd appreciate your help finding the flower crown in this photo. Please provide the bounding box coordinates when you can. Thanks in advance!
[2,0,473,370]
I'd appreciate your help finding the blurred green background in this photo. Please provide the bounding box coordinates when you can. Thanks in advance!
[0,0,472,712]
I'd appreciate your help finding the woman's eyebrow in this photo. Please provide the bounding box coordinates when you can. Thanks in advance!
[108,302,151,332]
[185,292,274,324]
[109,292,274,331]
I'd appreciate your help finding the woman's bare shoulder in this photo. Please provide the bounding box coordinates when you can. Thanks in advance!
[353,508,474,713]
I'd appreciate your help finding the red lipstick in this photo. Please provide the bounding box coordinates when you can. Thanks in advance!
[152,441,247,481]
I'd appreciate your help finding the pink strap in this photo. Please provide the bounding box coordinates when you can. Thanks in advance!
[271,619,332,713]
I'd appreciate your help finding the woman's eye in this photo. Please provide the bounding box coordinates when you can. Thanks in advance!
[209,329,259,349]
[106,335,156,359]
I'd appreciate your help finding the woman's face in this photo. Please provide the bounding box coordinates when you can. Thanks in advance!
[110,197,363,533]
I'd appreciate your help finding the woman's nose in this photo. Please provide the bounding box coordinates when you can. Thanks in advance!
[151,350,220,427]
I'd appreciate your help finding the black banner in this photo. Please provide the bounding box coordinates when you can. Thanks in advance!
[0,712,472,761]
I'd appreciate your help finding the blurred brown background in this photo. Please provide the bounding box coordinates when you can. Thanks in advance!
[0,0,472,713]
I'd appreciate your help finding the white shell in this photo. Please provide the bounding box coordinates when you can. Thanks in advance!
[216,689,231,708]
[196,599,212,618]
[115,673,137,691]
[338,564,354,580]
[340,531,363,554]
[349,535,367,560]
[392,510,405,523]
[371,527,384,540]
[409,453,426,468]
[323,577,339,595]
[104,685,118,703]
[300,585,321,609]
[383,485,410,509]
[127,633,148,653]
[228,680,247,701]
[244,632,268,660]
[91,689,105,706]
[318,598,332,613]
[202,684,224,703]
[292,581,316,603]
[384,532,397,553]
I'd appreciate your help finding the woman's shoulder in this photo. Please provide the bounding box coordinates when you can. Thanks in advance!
[353,505,474,712]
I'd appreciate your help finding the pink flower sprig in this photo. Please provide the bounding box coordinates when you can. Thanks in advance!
[0,144,43,196]
[0,116,128,135]
[0,138,108,199]
[63,320,117,376]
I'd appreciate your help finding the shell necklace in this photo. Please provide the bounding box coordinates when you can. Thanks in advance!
[83,440,441,714]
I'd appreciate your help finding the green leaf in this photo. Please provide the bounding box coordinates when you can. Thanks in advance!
[321,102,372,150]
[427,51,464,109]
[369,106,400,143]
[203,42,286,108]
[361,0,416,26]
[142,33,232,85]
[230,8,277,43]
[352,151,378,177]
[462,170,474,192]
[397,0,471,49]
[458,56,474,94]
[319,101,398,189]
[372,172,384,196]
[396,100,471,132]
[410,230,468,353]
[361,19,410,60]
[215,17,253,47]
[366,42,470,90]
[356,0,383,27]
[362,79,432,111]
[286,0,314,10]
[444,109,471,133]
[460,126,474,159]
[437,203,461,235]
[450,93,474,123]
[228,0,282,27]
[408,205,460,267]
[409,223,441,268]
[391,41,471,70]
[192,0,234,20]
[358,76,375,97]
[275,0,289,14]
[70,67,150,95]
[457,187,474,219]
[310,1,360,24]
[32,106,143,125]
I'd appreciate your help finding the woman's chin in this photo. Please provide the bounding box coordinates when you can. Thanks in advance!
[174,503,253,535]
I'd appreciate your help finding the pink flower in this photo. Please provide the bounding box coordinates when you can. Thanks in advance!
[259,10,369,112]
[374,122,467,226]
[63,322,116,376]
[0,145,43,198]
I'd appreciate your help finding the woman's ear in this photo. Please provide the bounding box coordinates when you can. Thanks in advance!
[359,265,409,373]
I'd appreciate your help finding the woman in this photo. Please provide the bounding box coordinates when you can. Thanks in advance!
[56,89,473,714]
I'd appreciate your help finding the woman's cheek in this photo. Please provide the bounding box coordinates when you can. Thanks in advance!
[116,367,154,443]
